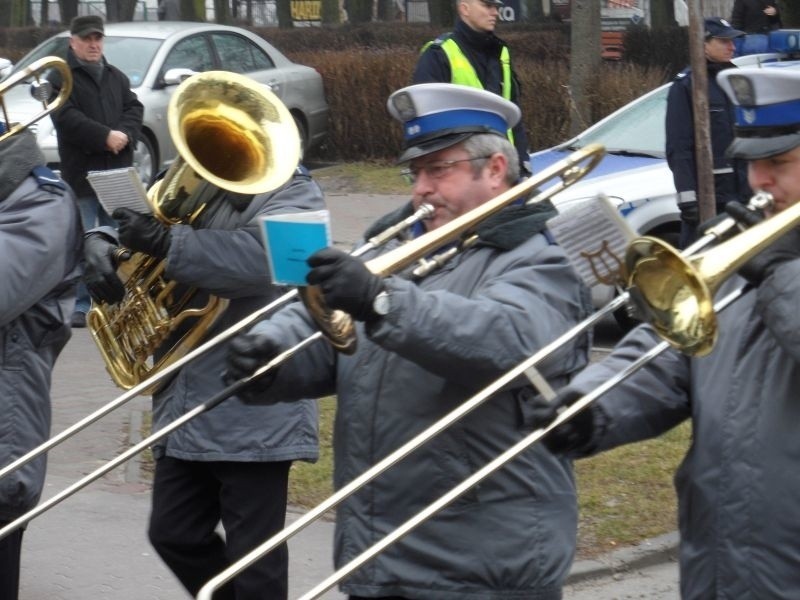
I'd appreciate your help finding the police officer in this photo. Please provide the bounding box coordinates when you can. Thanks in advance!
[0,120,82,599]
[413,0,532,177]
[666,17,751,248]
[526,65,800,599]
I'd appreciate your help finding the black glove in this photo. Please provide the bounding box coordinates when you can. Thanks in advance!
[738,227,800,286]
[678,201,700,227]
[83,233,126,305]
[306,248,384,322]
[225,332,282,402]
[517,387,595,455]
[113,207,171,259]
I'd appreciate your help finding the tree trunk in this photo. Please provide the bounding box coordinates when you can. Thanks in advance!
[345,0,373,23]
[650,0,676,28]
[40,0,50,26]
[321,0,340,23]
[688,0,715,221]
[214,0,230,23]
[276,0,293,26]
[568,0,600,136]
[59,0,79,24]
[376,0,393,20]
[526,0,544,23]
[428,0,455,26]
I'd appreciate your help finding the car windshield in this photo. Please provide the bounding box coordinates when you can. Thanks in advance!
[11,35,162,89]
[570,86,669,158]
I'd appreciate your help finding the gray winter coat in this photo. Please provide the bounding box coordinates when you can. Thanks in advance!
[0,130,82,521]
[150,172,322,463]
[562,264,800,598]
[249,209,592,599]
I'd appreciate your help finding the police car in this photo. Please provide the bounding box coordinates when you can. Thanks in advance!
[531,29,800,322]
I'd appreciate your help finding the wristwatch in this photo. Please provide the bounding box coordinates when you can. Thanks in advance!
[372,290,391,317]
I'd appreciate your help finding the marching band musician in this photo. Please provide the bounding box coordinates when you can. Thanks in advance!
[226,84,593,600]
[0,120,82,598]
[526,67,800,598]
[82,171,325,599]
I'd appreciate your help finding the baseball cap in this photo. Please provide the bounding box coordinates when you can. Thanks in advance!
[387,83,519,164]
[704,17,745,40]
[70,15,105,37]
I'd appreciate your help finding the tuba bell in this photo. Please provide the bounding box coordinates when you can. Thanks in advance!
[87,71,300,392]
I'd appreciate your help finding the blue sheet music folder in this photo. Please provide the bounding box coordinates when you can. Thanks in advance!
[260,210,332,286]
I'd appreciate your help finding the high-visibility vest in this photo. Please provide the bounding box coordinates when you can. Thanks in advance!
[423,36,514,143]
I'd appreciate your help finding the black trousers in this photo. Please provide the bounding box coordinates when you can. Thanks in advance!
[148,456,292,600]
[0,523,23,600]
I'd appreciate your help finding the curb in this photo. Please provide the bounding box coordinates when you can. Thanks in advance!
[567,530,679,584]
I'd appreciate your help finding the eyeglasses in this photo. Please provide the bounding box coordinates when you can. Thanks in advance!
[400,156,491,185]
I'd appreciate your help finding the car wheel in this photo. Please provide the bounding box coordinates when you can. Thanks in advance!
[292,113,308,160]
[133,135,156,186]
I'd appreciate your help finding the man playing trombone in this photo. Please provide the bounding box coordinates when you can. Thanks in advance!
[527,67,800,598]
[226,84,593,599]
[0,117,82,598]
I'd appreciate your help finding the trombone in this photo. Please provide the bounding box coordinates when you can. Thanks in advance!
[196,191,780,599]
[0,56,72,142]
[0,202,435,484]
[295,193,800,598]
[0,143,605,541]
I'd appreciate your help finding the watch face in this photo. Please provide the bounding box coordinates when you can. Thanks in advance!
[373,291,390,316]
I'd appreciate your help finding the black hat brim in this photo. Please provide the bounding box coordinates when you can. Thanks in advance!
[727,132,800,160]
[396,132,474,164]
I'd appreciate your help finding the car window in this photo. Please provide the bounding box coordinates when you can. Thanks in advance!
[210,33,275,73]
[574,86,669,157]
[9,37,69,75]
[162,35,215,74]
[102,36,162,88]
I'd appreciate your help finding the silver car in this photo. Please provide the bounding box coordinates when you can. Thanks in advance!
[0,21,329,183]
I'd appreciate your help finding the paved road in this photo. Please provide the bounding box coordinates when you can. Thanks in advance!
[15,191,680,599]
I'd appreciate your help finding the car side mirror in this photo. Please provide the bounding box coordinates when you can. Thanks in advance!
[162,68,197,87]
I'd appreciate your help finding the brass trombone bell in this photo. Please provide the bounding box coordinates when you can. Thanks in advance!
[0,56,72,142]
[626,197,800,356]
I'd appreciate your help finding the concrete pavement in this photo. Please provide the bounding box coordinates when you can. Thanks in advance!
[16,192,679,599]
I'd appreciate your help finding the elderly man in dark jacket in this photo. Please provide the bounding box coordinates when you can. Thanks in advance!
[227,84,592,600]
[528,66,800,599]
[48,15,143,327]
[0,121,82,599]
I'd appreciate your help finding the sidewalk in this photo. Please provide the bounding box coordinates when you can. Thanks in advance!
[17,192,679,598]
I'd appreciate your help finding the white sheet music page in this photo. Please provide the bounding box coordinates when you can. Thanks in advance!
[86,167,152,215]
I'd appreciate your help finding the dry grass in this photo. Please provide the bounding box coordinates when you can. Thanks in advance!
[288,399,691,559]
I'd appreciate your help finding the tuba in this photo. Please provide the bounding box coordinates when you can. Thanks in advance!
[87,71,300,392]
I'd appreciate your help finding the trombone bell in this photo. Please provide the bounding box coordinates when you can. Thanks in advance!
[625,197,800,356]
